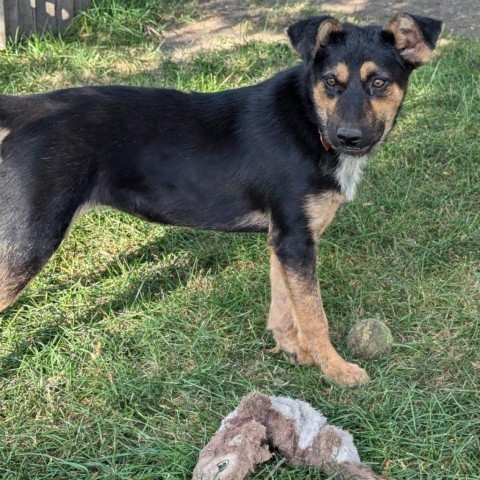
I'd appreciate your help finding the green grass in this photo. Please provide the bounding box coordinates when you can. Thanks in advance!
[1,2,479,479]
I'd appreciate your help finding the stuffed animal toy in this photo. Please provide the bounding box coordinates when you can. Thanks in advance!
[193,392,383,480]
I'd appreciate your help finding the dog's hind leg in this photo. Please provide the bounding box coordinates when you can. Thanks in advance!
[0,124,91,312]
[0,204,80,313]
[0,243,41,312]
[0,225,64,312]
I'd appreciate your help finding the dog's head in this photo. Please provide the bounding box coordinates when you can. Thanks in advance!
[288,14,443,156]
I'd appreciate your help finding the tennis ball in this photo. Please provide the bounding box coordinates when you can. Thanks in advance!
[347,319,393,359]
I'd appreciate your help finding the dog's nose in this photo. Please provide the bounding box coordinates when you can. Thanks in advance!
[336,127,363,148]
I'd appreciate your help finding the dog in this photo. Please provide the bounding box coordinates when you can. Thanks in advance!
[0,13,442,386]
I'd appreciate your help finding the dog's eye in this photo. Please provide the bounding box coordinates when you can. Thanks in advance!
[217,460,229,472]
[372,78,386,88]
[325,77,337,87]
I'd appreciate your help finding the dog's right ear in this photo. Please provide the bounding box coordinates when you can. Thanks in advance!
[383,13,443,66]
[287,16,343,65]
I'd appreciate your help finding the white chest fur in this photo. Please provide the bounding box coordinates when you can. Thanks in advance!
[335,154,368,201]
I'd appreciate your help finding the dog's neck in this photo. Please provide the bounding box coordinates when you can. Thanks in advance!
[335,154,368,201]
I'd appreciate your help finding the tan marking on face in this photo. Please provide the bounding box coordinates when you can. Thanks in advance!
[360,61,378,82]
[304,191,345,239]
[370,82,405,138]
[333,62,349,84]
[384,14,435,64]
[312,83,337,133]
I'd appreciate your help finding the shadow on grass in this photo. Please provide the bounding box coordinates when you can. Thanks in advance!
[0,227,252,378]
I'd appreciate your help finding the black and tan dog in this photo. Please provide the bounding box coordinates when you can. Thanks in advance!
[0,14,442,386]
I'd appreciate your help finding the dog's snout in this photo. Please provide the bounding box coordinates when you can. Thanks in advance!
[336,127,363,148]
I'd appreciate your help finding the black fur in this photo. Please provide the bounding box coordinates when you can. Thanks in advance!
[406,13,443,49]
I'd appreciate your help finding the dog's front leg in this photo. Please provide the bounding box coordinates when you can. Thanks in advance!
[267,241,315,365]
[269,228,370,387]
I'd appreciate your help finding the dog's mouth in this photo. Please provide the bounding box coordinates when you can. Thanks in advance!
[337,145,371,157]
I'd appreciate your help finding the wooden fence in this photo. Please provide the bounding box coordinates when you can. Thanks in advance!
[0,0,91,48]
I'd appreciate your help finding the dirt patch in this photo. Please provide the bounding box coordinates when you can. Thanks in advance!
[163,0,479,57]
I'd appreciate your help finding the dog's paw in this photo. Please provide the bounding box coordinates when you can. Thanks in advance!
[283,349,315,365]
[323,361,370,388]
[269,344,315,365]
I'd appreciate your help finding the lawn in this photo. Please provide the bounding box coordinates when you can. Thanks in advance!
[0,1,479,479]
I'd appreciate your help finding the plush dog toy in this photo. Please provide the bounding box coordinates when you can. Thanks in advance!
[193,392,383,479]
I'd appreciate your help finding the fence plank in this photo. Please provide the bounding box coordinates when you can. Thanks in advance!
[18,0,37,37]
[4,0,18,39]
[36,0,58,35]
[0,1,6,49]
[74,0,90,16]
[0,0,90,49]
[57,0,74,30]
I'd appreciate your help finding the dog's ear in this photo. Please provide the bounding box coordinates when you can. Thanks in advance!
[287,16,343,65]
[383,13,443,66]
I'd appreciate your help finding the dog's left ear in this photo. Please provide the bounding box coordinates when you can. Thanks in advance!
[287,16,343,65]
[383,13,443,66]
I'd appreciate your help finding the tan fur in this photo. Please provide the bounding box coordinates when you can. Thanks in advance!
[234,210,269,230]
[311,22,344,130]
[315,19,343,48]
[359,61,378,82]
[0,127,10,143]
[384,14,436,64]
[370,82,405,140]
[332,62,349,85]
[267,244,314,364]
[358,60,406,140]
[0,246,25,312]
[314,57,406,151]
[282,268,369,386]
[304,191,345,239]
[312,83,337,133]
[270,192,347,377]
[304,19,343,66]
[0,291,16,312]
[0,243,40,312]
[0,269,28,312]
[0,128,10,165]
[268,197,369,386]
